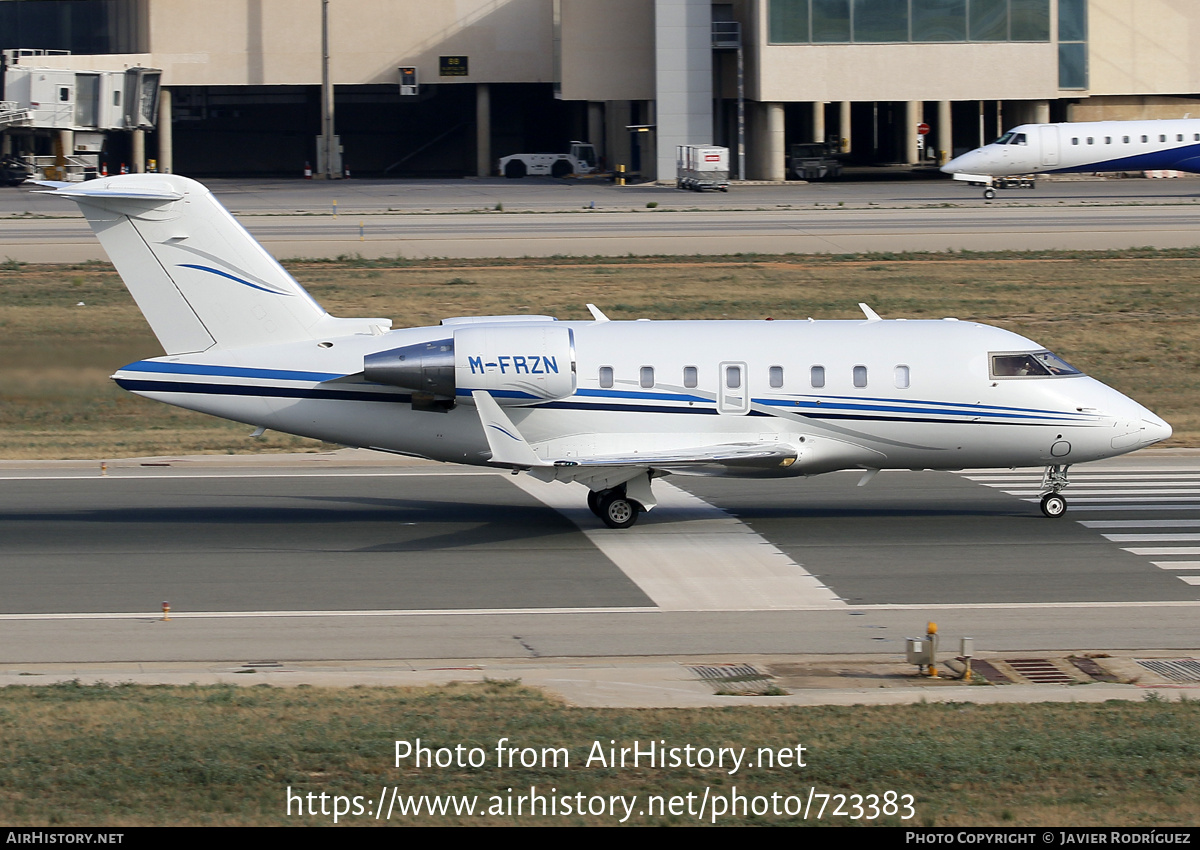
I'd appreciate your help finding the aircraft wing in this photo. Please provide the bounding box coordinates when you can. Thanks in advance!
[472,390,797,490]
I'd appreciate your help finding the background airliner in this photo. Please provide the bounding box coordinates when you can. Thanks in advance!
[942,118,1200,198]
[43,174,1171,528]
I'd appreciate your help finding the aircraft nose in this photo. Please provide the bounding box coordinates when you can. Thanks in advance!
[941,150,979,174]
[1140,414,1172,446]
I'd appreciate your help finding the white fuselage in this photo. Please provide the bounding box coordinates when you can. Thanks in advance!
[942,118,1200,179]
[112,317,1169,476]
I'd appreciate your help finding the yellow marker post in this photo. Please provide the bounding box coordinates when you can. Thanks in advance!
[332,199,338,218]
[926,621,939,678]
[616,164,625,187]
[161,601,171,622]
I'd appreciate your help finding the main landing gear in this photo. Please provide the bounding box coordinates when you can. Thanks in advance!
[587,485,643,529]
[1039,464,1071,518]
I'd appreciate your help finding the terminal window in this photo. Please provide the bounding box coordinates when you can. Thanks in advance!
[768,0,1050,44]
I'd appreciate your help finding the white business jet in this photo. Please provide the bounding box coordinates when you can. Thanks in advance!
[942,118,1200,198]
[44,174,1170,527]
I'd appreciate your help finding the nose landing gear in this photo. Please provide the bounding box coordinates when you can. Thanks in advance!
[1039,464,1071,517]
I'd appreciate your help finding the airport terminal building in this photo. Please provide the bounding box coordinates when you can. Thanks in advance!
[2,0,1200,180]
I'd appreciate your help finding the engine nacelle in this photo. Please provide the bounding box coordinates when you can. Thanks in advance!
[455,324,576,404]
[363,324,576,407]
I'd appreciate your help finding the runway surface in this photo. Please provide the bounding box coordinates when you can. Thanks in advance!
[4,177,1200,261]
[2,451,1197,664]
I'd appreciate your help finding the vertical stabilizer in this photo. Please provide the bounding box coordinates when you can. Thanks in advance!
[47,175,370,354]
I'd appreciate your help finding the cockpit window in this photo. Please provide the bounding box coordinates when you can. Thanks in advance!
[994,131,1015,145]
[1012,133,1027,145]
[990,351,1083,379]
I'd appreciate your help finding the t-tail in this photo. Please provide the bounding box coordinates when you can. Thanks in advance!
[44,174,389,354]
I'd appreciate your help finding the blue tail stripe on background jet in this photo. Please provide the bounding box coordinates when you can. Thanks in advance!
[41,175,1170,527]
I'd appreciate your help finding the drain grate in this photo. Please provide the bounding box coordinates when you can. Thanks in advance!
[969,659,1012,684]
[1135,658,1200,683]
[1069,656,1118,683]
[687,663,780,695]
[1006,658,1073,684]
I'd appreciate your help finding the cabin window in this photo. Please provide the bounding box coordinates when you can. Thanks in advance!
[1104,136,1111,144]
[1142,135,1148,143]
[1071,137,1078,145]
[1194,134,1199,142]
[599,366,613,388]
[989,351,1083,379]
[1122,136,1129,144]
[853,365,868,388]
[1086,137,1093,145]
[725,365,741,389]
[640,366,655,389]
[810,365,825,388]
[1160,135,1167,142]
[894,365,910,389]
[769,365,784,388]
[683,366,698,388]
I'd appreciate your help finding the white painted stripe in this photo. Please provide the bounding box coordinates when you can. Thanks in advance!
[1006,489,1200,496]
[0,470,499,481]
[967,474,1200,482]
[1081,520,1200,529]
[1150,561,1200,570]
[1179,576,1200,586]
[1123,547,1200,555]
[509,476,845,612]
[1061,505,1200,512]
[0,606,659,621]
[1103,533,1200,542]
[1045,497,1200,503]
[1,601,1197,621]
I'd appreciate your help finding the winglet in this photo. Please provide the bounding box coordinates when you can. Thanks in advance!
[586,303,610,322]
[859,303,882,322]
[472,390,550,468]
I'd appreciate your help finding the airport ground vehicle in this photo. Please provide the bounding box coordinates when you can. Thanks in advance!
[788,143,843,180]
[499,142,599,178]
[676,145,729,191]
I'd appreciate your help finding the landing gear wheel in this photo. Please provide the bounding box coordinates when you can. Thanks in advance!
[983,187,997,200]
[1040,493,1067,518]
[598,492,639,529]
[587,489,603,518]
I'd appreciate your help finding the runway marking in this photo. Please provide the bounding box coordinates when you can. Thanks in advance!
[0,470,497,481]
[965,467,1200,590]
[0,606,659,621]
[2,600,1198,621]
[1082,520,1200,528]
[508,476,846,612]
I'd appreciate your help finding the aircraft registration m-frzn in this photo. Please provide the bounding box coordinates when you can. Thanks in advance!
[942,117,1200,198]
[45,174,1171,527]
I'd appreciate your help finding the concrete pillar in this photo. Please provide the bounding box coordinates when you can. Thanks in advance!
[937,99,952,164]
[476,83,491,177]
[587,101,605,160]
[1,133,10,156]
[1034,99,1051,124]
[905,101,921,164]
[839,101,851,153]
[158,88,173,173]
[812,101,825,144]
[132,129,145,173]
[606,100,632,174]
[765,102,785,181]
[655,0,712,183]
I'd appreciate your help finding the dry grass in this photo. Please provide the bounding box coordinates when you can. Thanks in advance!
[1,252,1197,458]
[0,681,1195,826]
